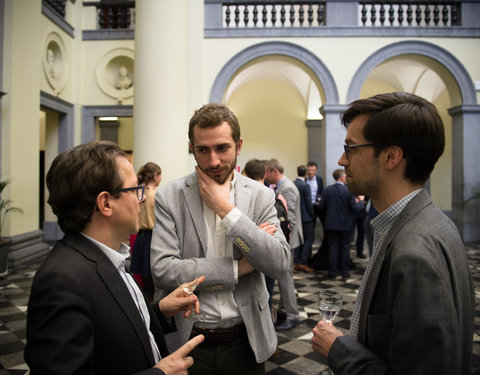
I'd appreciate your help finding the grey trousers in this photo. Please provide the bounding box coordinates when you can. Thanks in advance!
[277,264,299,321]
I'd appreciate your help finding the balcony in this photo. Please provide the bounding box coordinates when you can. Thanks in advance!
[83,0,135,40]
[204,0,480,38]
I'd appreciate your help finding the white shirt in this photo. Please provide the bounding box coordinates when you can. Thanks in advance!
[196,173,243,329]
[81,233,161,362]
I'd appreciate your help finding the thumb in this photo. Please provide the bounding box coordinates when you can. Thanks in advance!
[174,334,205,358]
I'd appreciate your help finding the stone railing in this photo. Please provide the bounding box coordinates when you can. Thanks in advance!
[205,0,480,37]
[83,1,135,30]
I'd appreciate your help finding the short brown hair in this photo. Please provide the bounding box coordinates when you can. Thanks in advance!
[244,159,266,181]
[46,141,126,233]
[188,103,241,145]
[342,92,445,185]
[137,162,161,185]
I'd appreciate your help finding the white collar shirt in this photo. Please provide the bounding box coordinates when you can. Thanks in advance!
[81,233,161,362]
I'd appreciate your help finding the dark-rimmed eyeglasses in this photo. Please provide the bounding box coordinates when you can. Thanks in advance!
[343,144,379,159]
[119,185,145,201]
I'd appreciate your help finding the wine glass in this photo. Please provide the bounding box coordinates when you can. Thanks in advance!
[175,259,203,322]
[318,289,342,323]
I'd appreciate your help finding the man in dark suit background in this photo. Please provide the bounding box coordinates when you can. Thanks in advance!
[321,169,364,279]
[312,93,474,374]
[293,165,315,272]
[25,141,204,375]
[306,161,324,224]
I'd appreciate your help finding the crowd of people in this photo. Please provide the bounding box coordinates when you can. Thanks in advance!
[25,93,474,374]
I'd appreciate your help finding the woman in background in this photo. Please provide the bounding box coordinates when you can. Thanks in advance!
[130,162,162,301]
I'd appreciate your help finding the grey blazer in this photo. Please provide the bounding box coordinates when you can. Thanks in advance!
[150,171,291,363]
[328,190,474,375]
[277,177,303,249]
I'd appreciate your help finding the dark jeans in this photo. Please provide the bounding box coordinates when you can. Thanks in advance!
[189,329,265,375]
[265,275,275,311]
[294,221,315,265]
[327,229,351,277]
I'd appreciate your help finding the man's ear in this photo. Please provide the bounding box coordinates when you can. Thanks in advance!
[236,138,243,156]
[96,191,113,218]
[383,145,404,170]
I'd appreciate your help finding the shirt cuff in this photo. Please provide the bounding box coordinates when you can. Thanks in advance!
[233,260,239,284]
[221,207,242,230]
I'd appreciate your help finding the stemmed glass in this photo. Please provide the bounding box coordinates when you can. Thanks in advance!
[175,259,203,322]
[318,289,342,323]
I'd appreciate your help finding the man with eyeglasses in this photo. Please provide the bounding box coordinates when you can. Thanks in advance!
[25,141,204,374]
[311,93,474,374]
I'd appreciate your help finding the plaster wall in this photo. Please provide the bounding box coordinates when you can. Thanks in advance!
[227,79,307,179]
[1,0,42,236]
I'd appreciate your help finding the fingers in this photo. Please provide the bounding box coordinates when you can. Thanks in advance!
[175,334,205,358]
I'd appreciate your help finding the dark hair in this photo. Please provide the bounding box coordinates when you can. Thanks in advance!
[188,103,241,145]
[333,168,344,181]
[244,159,266,181]
[307,161,318,168]
[297,165,307,177]
[46,141,127,233]
[265,158,284,174]
[341,92,445,185]
[137,162,161,185]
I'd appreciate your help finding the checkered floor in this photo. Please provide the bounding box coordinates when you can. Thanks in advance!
[0,243,479,374]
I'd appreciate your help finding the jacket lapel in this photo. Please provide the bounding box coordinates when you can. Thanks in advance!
[357,190,432,342]
[233,173,252,260]
[183,172,207,256]
[64,233,156,365]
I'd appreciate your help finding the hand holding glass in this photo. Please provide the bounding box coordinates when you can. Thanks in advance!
[175,260,203,322]
[318,290,342,323]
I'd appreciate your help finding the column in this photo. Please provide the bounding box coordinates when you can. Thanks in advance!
[449,104,480,242]
[134,0,191,181]
[320,104,347,186]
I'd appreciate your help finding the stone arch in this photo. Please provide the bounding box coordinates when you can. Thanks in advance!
[347,40,476,105]
[346,40,479,242]
[209,41,339,105]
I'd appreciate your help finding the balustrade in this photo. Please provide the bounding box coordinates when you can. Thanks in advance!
[83,1,135,30]
[359,1,460,27]
[222,2,326,28]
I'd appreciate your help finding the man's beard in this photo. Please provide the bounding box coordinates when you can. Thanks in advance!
[200,157,237,184]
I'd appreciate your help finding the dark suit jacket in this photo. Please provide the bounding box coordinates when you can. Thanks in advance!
[329,190,475,375]
[25,232,174,375]
[294,178,314,222]
[322,182,363,231]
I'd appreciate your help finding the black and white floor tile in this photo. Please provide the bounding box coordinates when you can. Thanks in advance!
[0,243,479,374]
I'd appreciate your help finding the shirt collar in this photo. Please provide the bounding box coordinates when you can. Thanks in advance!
[80,232,130,270]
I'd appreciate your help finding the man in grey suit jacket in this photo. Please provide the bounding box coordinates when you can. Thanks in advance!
[150,104,290,374]
[265,158,302,330]
[311,93,474,374]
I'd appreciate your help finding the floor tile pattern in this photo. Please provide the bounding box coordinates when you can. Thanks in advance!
[0,243,479,374]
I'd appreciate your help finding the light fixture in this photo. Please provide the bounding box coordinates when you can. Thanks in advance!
[99,116,119,121]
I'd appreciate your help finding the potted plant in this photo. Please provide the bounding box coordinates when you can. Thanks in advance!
[0,180,23,274]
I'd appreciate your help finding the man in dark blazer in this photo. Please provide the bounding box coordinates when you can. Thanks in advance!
[293,165,315,272]
[312,93,474,374]
[25,141,204,375]
[321,169,364,278]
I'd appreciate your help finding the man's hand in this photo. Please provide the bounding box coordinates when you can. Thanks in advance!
[159,276,205,319]
[259,221,277,235]
[154,334,205,374]
[311,320,343,358]
[238,256,254,276]
[195,166,233,218]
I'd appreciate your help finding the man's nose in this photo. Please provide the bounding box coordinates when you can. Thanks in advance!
[338,151,348,166]
[208,151,220,167]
